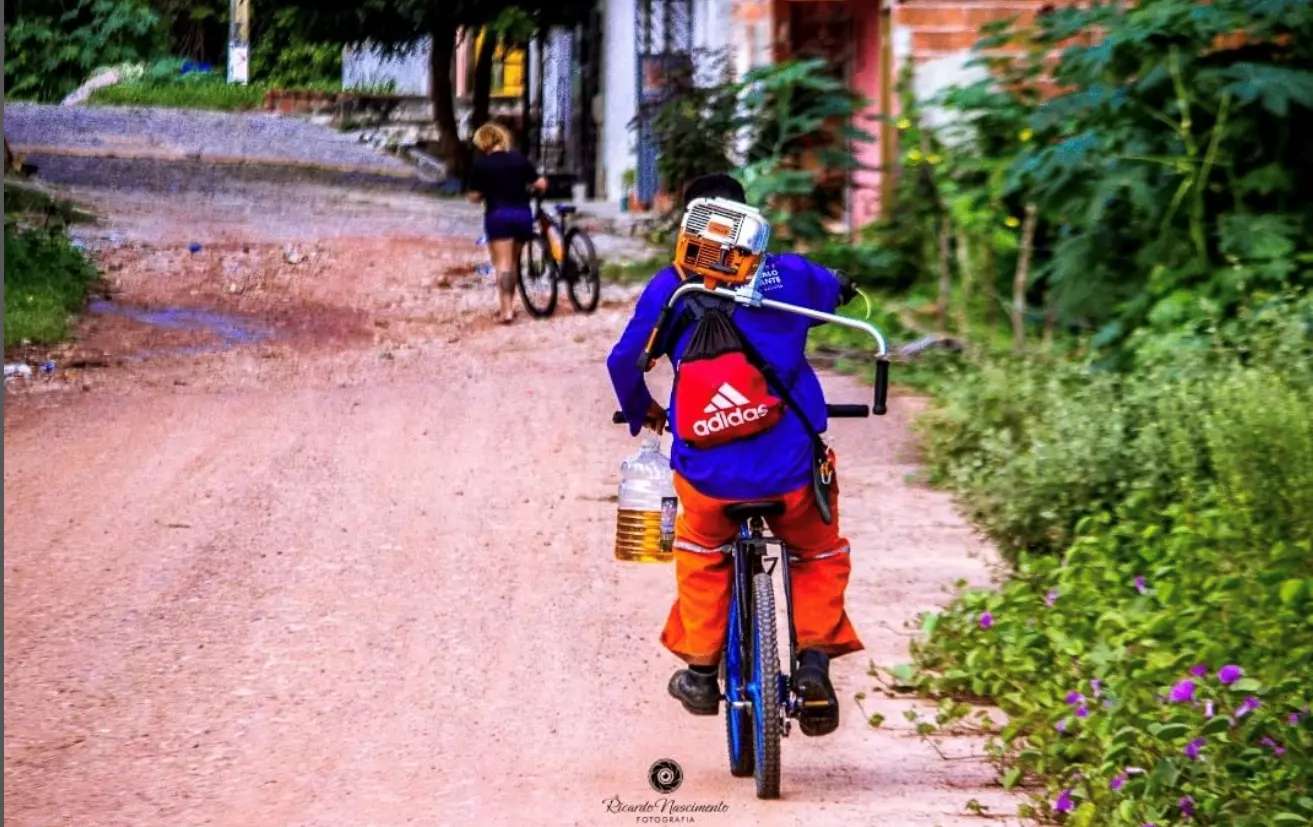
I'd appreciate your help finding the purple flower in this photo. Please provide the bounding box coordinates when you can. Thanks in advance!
[1184,738,1206,760]
[1076,704,1090,718]
[1168,679,1196,703]
[1205,700,1216,717]
[1110,773,1127,791]
[1066,691,1085,705]
[1144,824,1157,827]
[1218,664,1243,685]
[1275,745,1286,756]
[1046,588,1059,606]
[979,611,994,629]
[1189,664,1209,677]
[1104,697,1116,709]
[1134,576,1148,594]
[1288,712,1301,725]
[1260,736,1276,747]
[1180,796,1195,819]
[1090,679,1102,697]
[1055,719,1068,733]
[1237,696,1261,718]
[1054,789,1075,813]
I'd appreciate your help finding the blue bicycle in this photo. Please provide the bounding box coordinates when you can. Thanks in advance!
[614,280,891,799]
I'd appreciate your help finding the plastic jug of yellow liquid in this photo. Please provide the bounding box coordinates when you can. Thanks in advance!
[614,436,678,563]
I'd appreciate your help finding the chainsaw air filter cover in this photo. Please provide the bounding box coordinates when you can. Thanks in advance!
[674,197,771,287]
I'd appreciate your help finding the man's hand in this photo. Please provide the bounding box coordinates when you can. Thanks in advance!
[643,401,668,434]
[835,270,859,306]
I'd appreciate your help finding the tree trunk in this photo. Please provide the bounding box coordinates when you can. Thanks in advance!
[983,242,998,332]
[936,213,952,335]
[429,26,464,181]
[1012,203,1038,355]
[471,30,498,133]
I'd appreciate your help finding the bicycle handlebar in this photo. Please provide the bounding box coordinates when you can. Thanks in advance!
[637,282,892,416]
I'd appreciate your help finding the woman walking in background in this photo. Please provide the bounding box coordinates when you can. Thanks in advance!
[467,123,548,324]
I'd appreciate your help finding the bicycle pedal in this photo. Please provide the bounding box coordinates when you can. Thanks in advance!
[801,699,833,708]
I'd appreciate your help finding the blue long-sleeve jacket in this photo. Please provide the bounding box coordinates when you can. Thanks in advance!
[606,253,843,500]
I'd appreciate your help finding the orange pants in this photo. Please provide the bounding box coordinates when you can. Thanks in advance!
[660,459,863,666]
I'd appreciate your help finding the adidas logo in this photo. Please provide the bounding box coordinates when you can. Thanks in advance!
[694,383,771,438]
[703,383,750,414]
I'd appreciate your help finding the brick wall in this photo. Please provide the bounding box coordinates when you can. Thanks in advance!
[893,0,1055,63]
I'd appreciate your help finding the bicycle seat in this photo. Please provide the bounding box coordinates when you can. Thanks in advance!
[723,501,786,522]
[554,204,578,215]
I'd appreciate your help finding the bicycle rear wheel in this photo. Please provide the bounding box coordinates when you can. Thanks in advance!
[564,228,600,313]
[750,572,781,799]
[517,235,558,318]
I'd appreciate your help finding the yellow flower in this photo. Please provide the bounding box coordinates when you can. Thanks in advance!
[1020,128,1034,143]
[906,149,923,163]
[1004,215,1021,228]
[896,117,912,130]
[927,153,942,165]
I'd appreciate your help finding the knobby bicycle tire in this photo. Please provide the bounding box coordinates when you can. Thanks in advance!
[751,572,781,799]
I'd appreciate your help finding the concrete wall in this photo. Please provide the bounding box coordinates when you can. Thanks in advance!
[599,0,639,203]
[342,40,432,96]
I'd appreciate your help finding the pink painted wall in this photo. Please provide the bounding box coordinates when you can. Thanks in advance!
[849,0,883,231]
[454,30,470,98]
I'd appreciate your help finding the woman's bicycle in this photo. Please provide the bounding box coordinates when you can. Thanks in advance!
[612,280,891,800]
[517,195,600,318]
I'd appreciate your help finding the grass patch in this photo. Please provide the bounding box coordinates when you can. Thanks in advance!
[4,220,98,348]
[89,79,272,111]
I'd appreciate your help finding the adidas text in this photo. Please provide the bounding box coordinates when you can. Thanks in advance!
[692,404,771,437]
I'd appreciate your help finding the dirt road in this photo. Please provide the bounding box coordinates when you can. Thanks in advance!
[4,157,1015,826]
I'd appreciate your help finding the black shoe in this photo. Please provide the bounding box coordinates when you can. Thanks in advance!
[668,668,721,716]
[794,650,839,736]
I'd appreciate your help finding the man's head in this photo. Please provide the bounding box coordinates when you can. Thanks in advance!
[682,173,746,209]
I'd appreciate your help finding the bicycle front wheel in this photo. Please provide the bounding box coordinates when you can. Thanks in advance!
[517,235,558,318]
[750,572,781,799]
[564,228,600,313]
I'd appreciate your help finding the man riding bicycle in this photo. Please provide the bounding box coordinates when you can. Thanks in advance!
[606,173,861,738]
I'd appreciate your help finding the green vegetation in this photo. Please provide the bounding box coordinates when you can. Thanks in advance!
[4,0,167,102]
[88,65,277,110]
[4,212,98,348]
[645,55,871,246]
[905,295,1313,826]
[866,0,1313,824]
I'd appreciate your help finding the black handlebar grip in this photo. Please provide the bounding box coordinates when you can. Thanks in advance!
[612,411,626,424]
[826,404,870,418]
[873,358,890,416]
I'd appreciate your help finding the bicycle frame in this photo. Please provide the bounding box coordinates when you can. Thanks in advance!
[533,198,570,265]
